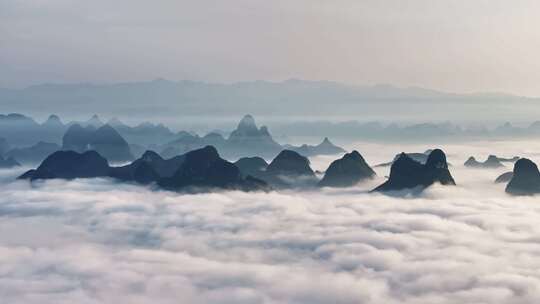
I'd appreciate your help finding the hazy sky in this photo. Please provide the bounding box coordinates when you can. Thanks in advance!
[2,0,540,95]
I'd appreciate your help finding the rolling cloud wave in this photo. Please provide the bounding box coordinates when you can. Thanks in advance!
[1,172,540,303]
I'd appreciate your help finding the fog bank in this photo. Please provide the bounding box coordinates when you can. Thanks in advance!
[1,140,540,303]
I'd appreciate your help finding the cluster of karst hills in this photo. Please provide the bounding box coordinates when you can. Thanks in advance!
[2,113,540,195]
[16,142,540,195]
[0,113,345,166]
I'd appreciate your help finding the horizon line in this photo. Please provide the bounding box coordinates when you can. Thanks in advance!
[0,78,534,99]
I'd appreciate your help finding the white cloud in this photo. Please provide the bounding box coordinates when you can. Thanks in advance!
[2,141,540,303]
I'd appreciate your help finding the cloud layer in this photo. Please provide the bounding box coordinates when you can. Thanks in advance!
[2,141,540,303]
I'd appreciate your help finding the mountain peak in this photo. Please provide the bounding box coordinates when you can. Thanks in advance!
[506,158,540,195]
[237,114,257,130]
[86,114,104,128]
[425,149,448,169]
[141,150,163,162]
[373,149,455,192]
[44,114,63,126]
[319,150,375,187]
[319,137,334,146]
[47,114,61,121]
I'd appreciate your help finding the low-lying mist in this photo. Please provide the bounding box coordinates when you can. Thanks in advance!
[1,140,540,303]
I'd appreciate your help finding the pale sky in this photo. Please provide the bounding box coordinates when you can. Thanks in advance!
[2,0,540,96]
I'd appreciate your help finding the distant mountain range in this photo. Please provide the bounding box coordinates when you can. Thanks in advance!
[4,111,540,168]
[158,114,345,159]
[0,112,346,165]
[1,79,538,123]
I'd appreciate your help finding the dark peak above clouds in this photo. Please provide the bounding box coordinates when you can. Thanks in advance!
[266,150,315,177]
[140,150,164,162]
[506,158,540,195]
[18,145,267,192]
[319,150,376,188]
[20,150,110,180]
[158,146,268,192]
[134,150,188,177]
[234,149,318,189]
[234,157,268,178]
[109,150,173,185]
[425,148,448,169]
[373,149,455,193]
[183,145,219,163]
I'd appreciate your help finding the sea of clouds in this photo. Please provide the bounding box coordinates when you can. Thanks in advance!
[2,140,540,303]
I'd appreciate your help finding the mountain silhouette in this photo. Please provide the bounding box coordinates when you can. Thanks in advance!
[319,151,375,187]
[158,146,268,191]
[375,150,433,167]
[234,157,268,178]
[266,150,315,177]
[19,150,110,180]
[88,124,134,162]
[464,155,504,168]
[247,149,318,188]
[62,124,133,162]
[373,149,455,193]
[18,147,267,192]
[85,114,104,128]
[5,141,60,164]
[43,114,63,128]
[224,115,283,159]
[285,137,345,157]
[506,158,540,195]
[495,171,513,183]
[62,124,94,152]
[109,150,185,184]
